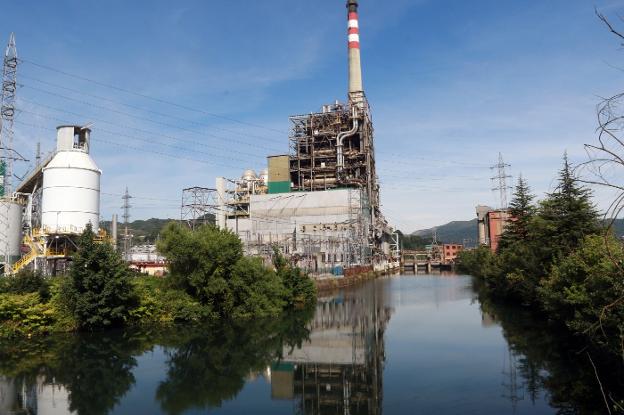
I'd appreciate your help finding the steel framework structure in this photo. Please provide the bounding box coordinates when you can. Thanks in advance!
[0,34,18,273]
[289,97,386,257]
[181,187,218,230]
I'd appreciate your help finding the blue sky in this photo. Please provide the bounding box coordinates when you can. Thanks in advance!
[5,0,624,231]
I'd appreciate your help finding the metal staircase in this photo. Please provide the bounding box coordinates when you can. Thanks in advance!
[12,233,43,274]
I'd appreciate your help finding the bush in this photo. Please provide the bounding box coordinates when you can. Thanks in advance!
[540,235,624,355]
[130,276,213,324]
[0,293,57,337]
[273,248,316,308]
[0,269,50,300]
[63,224,137,330]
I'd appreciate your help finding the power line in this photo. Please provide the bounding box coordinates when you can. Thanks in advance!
[19,57,287,135]
[18,98,277,157]
[18,108,266,165]
[19,73,284,143]
[14,119,241,168]
[20,84,284,152]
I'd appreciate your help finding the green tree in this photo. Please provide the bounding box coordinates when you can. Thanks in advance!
[499,175,536,250]
[228,256,285,319]
[63,224,137,330]
[157,224,312,319]
[157,223,242,308]
[538,154,600,259]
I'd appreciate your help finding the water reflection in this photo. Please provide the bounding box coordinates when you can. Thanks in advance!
[0,332,143,415]
[155,312,314,414]
[276,281,393,414]
[0,310,314,415]
[0,276,621,414]
[476,282,624,414]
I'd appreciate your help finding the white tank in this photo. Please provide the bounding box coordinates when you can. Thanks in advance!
[41,126,101,234]
[0,199,23,263]
[0,376,17,413]
[259,169,269,185]
[242,169,257,181]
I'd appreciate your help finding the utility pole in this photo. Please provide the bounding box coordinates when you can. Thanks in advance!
[491,153,512,210]
[121,187,132,261]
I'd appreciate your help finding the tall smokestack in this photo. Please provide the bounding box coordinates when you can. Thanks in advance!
[347,0,364,99]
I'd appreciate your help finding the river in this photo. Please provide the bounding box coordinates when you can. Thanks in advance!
[0,273,619,415]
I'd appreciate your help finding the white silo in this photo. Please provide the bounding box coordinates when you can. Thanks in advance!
[0,198,23,264]
[41,126,101,234]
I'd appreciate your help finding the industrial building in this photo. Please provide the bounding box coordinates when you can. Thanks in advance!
[0,32,108,276]
[1,125,105,275]
[216,0,399,276]
[476,205,510,252]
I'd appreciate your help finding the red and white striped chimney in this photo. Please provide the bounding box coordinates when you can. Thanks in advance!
[347,0,364,96]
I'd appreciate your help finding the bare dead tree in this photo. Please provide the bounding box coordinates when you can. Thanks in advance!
[595,7,624,45]
[577,11,624,374]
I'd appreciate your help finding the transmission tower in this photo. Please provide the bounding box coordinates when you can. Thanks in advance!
[0,33,18,197]
[181,187,218,230]
[491,153,512,210]
[0,34,19,274]
[121,187,132,261]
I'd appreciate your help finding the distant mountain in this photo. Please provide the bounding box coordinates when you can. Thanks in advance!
[412,219,478,245]
[610,218,624,237]
[410,217,624,246]
[101,218,177,244]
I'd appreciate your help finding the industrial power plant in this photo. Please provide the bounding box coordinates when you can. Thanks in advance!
[215,0,399,276]
[0,0,399,278]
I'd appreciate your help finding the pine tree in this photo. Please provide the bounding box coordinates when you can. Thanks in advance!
[63,224,137,330]
[499,175,535,249]
[538,153,600,257]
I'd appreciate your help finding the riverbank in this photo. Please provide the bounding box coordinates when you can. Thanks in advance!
[0,224,318,339]
[314,262,400,292]
[459,161,624,367]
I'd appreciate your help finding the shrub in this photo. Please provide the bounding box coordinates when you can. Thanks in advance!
[130,276,213,324]
[0,293,57,337]
[273,248,316,308]
[0,269,50,300]
[540,235,624,355]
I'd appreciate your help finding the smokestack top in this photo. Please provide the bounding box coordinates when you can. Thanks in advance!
[347,0,363,96]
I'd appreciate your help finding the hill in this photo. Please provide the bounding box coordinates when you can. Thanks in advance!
[412,219,478,245]
[410,217,624,247]
[100,218,177,244]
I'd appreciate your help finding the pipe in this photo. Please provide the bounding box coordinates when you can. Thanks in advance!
[336,112,359,173]
[303,178,338,187]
